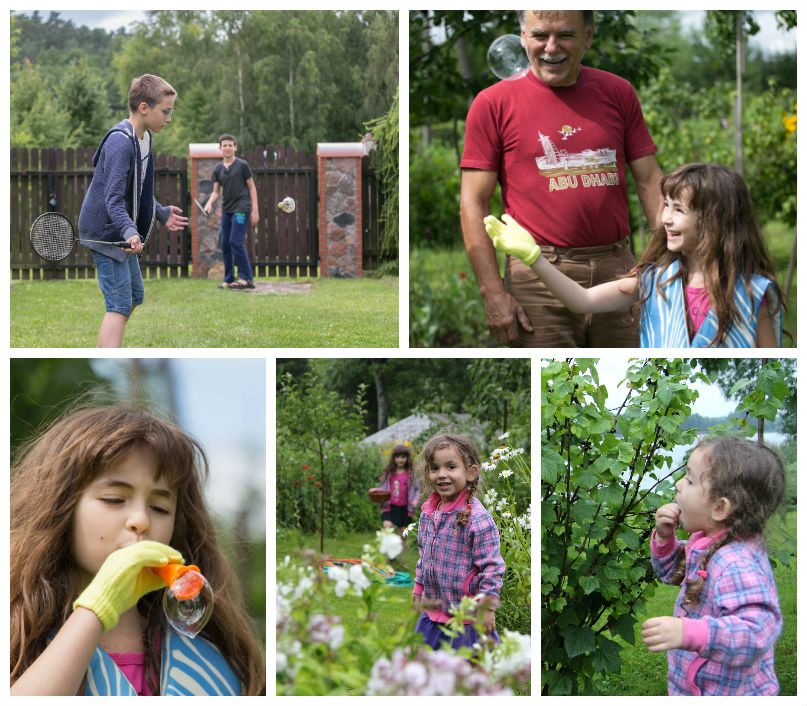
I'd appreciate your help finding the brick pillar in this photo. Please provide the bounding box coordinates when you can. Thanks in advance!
[189,143,223,279]
[317,143,365,277]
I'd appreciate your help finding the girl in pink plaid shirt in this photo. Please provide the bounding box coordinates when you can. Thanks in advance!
[643,436,785,695]
[412,434,505,651]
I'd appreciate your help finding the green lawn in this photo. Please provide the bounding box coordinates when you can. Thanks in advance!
[592,512,797,696]
[10,276,398,347]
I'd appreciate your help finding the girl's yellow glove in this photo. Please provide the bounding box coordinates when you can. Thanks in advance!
[73,541,183,632]
[483,214,542,266]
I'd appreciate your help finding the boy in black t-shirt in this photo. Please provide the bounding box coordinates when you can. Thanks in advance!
[203,134,259,288]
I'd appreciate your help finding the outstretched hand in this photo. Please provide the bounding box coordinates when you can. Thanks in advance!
[642,616,684,652]
[165,206,189,232]
[483,214,542,266]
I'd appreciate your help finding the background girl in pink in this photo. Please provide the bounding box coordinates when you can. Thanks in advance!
[643,436,784,695]
[413,433,505,650]
[378,444,420,537]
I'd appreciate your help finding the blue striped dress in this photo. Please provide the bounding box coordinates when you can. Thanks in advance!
[84,626,241,696]
[639,261,781,348]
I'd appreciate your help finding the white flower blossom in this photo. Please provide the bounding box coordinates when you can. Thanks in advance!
[498,431,511,440]
[379,531,403,559]
[348,563,371,593]
[499,469,513,479]
[402,522,417,538]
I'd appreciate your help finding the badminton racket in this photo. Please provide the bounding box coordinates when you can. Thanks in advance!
[30,212,132,262]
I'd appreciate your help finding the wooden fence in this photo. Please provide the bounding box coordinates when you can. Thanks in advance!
[11,147,188,279]
[11,146,386,280]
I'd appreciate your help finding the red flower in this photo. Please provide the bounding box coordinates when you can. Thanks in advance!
[308,474,315,481]
[293,480,301,487]
[459,271,467,280]
[315,481,322,488]
[302,464,310,470]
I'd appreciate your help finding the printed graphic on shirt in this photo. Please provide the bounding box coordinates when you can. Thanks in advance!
[535,127,619,193]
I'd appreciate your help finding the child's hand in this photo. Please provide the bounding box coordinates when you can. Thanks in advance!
[483,214,542,266]
[654,502,681,542]
[480,609,496,635]
[642,616,684,652]
[73,541,183,632]
[165,206,189,232]
[413,595,421,612]
[126,234,144,254]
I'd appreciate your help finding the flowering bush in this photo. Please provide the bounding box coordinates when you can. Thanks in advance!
[479,434,531,635]
[276,528,531,695]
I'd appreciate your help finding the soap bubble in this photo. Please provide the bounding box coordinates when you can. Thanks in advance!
[487,35,529,80]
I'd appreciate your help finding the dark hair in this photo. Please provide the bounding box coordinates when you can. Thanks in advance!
[417,433,481,527]
[128,74,176,113]
[10,405,265,694]
[381,444,414,480]
[218,133,237,146]
[518,10,594,28]
[633,162,783,346]
[670,436,785,610]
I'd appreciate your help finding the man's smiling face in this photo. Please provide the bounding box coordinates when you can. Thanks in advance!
[521,11,593,87]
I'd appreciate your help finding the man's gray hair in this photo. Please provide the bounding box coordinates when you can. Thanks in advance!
[518,10,594,29]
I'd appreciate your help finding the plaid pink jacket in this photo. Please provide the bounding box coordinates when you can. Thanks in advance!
[651,530,781,695]
[414,491,505,621]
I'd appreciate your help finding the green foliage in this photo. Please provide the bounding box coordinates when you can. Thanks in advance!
[365,88,399,257]
[409,248,495,347]
[10,359,111,457]
[409,138,462,248]
[276,371,371,544]
[541,357,793,694]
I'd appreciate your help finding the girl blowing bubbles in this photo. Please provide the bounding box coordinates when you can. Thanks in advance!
[10,406,265,695]
[413,434,505,650]
[485,163,783,347]
[643,437,785,695]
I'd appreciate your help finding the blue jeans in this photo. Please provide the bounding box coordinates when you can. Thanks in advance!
[220,211,253,283]
[91,250,144,316]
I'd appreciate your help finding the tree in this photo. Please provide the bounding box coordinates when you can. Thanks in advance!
[695,358,795,439]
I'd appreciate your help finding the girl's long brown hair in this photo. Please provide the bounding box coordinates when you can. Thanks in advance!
[10,405,265,694]
[634,163,783,346]
[381,444,415,482]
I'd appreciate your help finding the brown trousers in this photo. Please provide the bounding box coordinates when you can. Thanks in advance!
[504,238,639,348]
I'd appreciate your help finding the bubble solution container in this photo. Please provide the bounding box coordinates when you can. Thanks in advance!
[152,564,214,639]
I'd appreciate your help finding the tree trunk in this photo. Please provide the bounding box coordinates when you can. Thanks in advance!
[371,363,388,431]
[734,11,745,175]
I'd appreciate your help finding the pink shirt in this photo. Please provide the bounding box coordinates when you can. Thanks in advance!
[107,651,153,696]
[388,471,409,506]
[686,286,768,340]
[685,286,711,334]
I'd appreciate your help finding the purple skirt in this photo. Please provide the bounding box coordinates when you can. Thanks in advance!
[415,613,500,650]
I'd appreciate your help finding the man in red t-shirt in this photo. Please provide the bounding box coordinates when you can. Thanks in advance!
[460,10,663,347]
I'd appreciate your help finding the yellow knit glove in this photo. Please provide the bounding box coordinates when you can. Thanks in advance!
[483,214,542,266]
[73,541,183,631]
